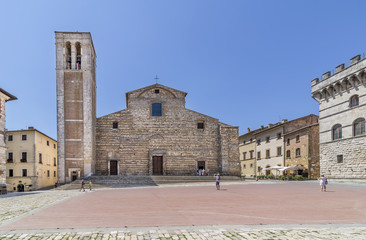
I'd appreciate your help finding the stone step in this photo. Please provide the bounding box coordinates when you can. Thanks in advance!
[55,175,242,190]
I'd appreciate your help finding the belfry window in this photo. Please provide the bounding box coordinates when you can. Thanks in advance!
[76,42,81,70]
[152,103,162,116]
[66,42,71,69]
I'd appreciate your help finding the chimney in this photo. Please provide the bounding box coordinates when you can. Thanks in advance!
[335,64,345,73]
[28,126,34,130]
[350,55,361,65]
[261,125,264,129]
[247,128,251,133]
[322,71,331,80]
[282,119,288,123]
[268,123,273,127]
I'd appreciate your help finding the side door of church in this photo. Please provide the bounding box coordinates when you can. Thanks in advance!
[152,156,163,175]
[110,160,118,175]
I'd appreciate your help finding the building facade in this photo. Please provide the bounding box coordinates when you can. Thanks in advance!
[283,123,320,179]
[96,84,240,176]
[239,129,257,177]
[240,115,319,178]
[312,54,366,179]
[0,89,17,189]
[6,127,57,191]
[56,32,97,183]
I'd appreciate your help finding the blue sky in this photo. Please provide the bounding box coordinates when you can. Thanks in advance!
[1,0,366,139]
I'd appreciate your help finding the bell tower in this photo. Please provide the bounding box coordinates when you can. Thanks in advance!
[55,32,96,183]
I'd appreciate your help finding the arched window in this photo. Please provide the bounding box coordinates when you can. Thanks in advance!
[286,150,291,159]
[332,124,342,140]
[350,95,359,107]
[152,103,162,116]
[354,118,365,136]
[65,42,71,69]
[296,148,301,157]
[75,42,81,70]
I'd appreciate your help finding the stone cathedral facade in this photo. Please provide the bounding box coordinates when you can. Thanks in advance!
[56,32,240,183]
[312,55,366,179]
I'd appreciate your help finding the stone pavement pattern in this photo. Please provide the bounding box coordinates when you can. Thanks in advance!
[1,181,366,239]
[1,225,366,239]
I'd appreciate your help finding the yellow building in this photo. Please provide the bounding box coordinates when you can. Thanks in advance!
[5,127,57,192]
[239,129,257,178]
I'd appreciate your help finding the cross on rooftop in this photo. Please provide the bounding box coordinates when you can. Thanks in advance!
[154,75,159,84]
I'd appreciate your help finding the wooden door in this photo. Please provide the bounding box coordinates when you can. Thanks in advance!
[110,160,118,175]
[153,156,163,175]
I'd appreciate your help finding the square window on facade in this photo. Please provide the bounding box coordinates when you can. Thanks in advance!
[22,134,27,141]
[197,122,204,129]
[250,163,253,168]
[7,152,13,162]
[337,155,343,163]
[155,89,160,94]
[243,164,246,169]
[8,135,13,141]
[296,135,300,142]
[113,122,118,129]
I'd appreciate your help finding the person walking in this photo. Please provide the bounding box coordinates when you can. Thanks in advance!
[80,179,85,192]
[214,173,220,190]
[319,175,327,192]
[89,180,93,191]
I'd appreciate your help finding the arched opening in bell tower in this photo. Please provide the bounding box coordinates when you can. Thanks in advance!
[65,42,71,69]
[75,42,81,70]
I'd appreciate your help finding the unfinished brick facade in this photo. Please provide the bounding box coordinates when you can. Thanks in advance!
[96,84,240,176]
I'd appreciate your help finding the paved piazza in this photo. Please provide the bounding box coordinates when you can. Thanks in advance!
[1,181,366,239]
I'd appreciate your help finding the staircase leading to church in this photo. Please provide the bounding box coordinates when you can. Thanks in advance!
[55,175,242,190]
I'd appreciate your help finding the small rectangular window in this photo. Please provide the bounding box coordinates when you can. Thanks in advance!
[9,169,13,177]
[155,89,160,94]
[39,153,42,164]
[54,143,56,149]
[22,169,27,177]
[113,122,118,129]
[266,136,270,143]
[47,170,50,177]
[54,157,57,166]
[277,133,281,139]
[243,152,247,160]
[249,151,254,159]
[296,135,300,143]
[152,103,162,116]
[21,152,27,162]
[266,149,270,159]
[47,140,50,146]
[250,163,253,168]
[243,164,246,169]
[7,152,13,162]
[54,171,56,177]
[8,135,13,141]
[22,134,27,141]
[257,139,261,145]
[337,155,343,163]
[197,122,204,129]
[277,147,281,156]
[257,151,261,159]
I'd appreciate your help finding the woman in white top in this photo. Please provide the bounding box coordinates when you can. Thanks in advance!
[319,175,327,192]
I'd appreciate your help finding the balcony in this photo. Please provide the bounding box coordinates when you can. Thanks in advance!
[7,159,13,163]
[20,159,27,163]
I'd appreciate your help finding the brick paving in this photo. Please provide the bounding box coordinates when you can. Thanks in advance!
[1,181,366,239]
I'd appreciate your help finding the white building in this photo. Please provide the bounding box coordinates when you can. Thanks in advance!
[311,54,366,179]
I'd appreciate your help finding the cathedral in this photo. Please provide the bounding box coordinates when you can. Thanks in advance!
[56,32,239,183]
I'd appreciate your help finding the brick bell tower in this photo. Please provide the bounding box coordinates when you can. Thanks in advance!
[55,32,97,183]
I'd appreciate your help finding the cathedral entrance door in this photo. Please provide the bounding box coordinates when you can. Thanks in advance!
[110,160,118,175]
[153,156,163,175]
